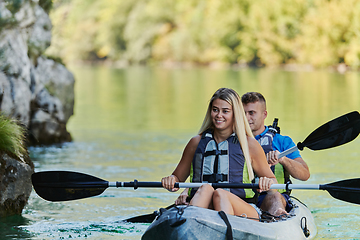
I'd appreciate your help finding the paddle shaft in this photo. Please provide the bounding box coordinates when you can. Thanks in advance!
[179,182,323,190]
[104,181,324,190]
[37,179,322,190]
[35,180,334,190]
[278,146,297,158]
[110,181,359,197]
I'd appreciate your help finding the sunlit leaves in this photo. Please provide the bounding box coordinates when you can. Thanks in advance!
[47,0,360,69]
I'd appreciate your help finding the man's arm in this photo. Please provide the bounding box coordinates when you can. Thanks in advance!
[270,135,310,181]
[279,156,310,181]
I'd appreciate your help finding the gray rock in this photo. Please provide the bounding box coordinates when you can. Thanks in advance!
[30,88,72,143]
[30,109,71,143]
[27,5,52,59]
[8,76,32,125]
[0,0,74,144]
[0,2,13,20]
[0,0,75,217]
[0,153,34,217]
[0,28,32,85]
[0,72,14,116]
[32,56,74,122]
[14,0,37,29]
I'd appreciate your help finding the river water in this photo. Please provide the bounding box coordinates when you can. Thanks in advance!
[2,66,360,239]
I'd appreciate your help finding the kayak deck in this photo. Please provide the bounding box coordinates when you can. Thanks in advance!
[141,197,317,240]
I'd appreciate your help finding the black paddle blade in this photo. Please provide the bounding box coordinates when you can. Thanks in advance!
[298,111,360,151]
[125,212,157,223]
[321,178,360,205]
[31,171,108,202]
[123,204,175,223]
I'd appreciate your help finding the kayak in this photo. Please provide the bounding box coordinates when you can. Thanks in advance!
[141,197,317,240]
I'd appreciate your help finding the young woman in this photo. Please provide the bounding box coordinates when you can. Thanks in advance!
[161,88,277,219]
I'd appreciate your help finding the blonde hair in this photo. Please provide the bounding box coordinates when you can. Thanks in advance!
[199,88,255,180]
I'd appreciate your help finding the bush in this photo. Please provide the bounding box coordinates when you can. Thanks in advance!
[0,114,28,163]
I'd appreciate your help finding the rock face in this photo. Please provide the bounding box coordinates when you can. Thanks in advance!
[0,0,74,217]
[0,0,74,145]
[0,153,34,217]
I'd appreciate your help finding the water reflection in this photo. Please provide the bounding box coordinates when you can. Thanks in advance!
[13,66,360,239]
[0,215,34,239]
[69,66,360,137]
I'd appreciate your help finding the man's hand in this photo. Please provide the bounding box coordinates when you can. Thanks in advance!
[266,150,284,166]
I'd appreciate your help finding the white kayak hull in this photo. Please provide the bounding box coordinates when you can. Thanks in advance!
[142,198,316,240]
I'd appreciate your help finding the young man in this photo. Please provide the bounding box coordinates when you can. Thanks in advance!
[241,92,310,216]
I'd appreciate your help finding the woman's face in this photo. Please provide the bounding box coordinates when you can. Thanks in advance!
[211,98,234,133]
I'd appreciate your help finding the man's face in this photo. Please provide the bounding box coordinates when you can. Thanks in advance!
[243,101,267,136]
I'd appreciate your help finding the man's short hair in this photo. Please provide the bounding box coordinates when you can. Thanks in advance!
[241,92,266,107]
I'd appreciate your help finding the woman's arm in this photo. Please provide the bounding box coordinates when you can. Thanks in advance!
[175,188,190,205]
[162,135,201,192]
[247,136,278,191]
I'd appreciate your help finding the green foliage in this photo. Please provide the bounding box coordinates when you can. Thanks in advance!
[47,0,360,69]
[0,114,28,162]
[4,0,23,14]
[296,0,360,68]
[0,48,11,74]
[0,0,21,31]
[39,0,53,14]
[44,53,65,66]
[0,17,17,31]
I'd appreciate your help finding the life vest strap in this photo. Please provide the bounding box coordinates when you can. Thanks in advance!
[203,173,228,182]
[204,149,228,157]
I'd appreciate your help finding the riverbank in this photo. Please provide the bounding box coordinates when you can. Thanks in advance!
[66,59,351,75]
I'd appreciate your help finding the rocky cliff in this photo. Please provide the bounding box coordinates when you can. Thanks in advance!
[0,0,74,217]
[0,0,74,145]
